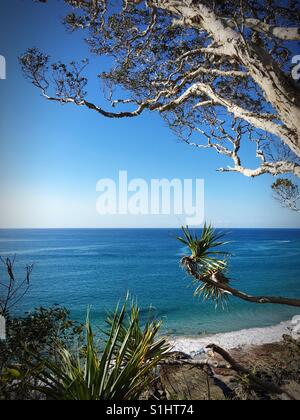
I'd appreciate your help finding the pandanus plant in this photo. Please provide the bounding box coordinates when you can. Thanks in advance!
[178,224,231,307]
[29,297,170,400]
[178,224,300,308]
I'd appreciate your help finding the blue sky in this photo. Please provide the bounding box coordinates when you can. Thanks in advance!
[0,0,299,228]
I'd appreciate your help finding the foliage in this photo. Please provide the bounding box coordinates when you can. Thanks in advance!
[0,256,169,400]
[178,224,231,307]
[178,224,300,308]
[29,298,170,400]
[0,306,83,400]
[178,224,230,270]
[0,257,33,317]
[178,224,230,281]
[21,0,300,206]
[272,178,300,212]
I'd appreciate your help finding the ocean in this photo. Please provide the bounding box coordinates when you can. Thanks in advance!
[0,228,300,336]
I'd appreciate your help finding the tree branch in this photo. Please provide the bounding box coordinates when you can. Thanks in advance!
[24,0,300,188]
[218,160,300,178]
[193,83,296,148]
[181,256,300,308]
[152,1,300,158]
[224,17,300,41]
[207,344,295,400]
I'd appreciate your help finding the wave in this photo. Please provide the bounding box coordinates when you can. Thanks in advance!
[0,244,109,256]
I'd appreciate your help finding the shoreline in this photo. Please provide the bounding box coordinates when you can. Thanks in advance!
[168,317,299,356]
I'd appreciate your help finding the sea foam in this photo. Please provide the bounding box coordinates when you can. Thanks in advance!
[169,318,300,355]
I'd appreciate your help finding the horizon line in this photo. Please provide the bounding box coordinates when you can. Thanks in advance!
[1,226,300,230]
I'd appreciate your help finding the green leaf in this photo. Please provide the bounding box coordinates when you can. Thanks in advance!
[26,296,171,400]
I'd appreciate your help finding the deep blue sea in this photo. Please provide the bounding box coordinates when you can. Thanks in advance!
[0,228,300,335]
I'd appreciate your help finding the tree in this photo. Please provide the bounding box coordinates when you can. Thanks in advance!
[0,257,33,318]
[272,178,300,212]
[21,0,300,192]
[178,224,300,307]
[0,306,83,400]
[177,223,300,400]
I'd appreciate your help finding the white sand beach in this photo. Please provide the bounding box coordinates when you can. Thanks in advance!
[169,317,300,356]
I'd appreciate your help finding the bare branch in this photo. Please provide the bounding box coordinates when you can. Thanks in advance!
[218,160,300,178]
[23,0,300,199]
[224,17,300,41]
[207,344,295,400]
[192,83,296,149]
[0,257,33,316]
[153,1,300,157]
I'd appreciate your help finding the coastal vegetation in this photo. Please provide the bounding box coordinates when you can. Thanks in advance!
[0,306,83,400]
[1,225,300,400]
[27,300,170,400]
[0,261,170,400]
[179,224,300,308]
[1,0,299,401]
[23,0,300,211]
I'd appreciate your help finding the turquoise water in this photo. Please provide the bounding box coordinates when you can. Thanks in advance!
[0,228,300,335]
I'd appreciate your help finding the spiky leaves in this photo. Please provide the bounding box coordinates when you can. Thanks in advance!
[178,224,231,307]
[179,224,300,309]
[30,298,170,400]
[178,224,230,274]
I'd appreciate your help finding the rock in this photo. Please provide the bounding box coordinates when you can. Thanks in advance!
[159,364,227,400]
[282,381,300,400]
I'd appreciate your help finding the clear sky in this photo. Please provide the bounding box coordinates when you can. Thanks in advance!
[0,0,299,229]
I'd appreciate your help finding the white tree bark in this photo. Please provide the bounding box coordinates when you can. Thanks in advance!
[219,161,300,178]
[24,0,300,182]
[193,82,293,144]
[224,18,300,41]
[149,0,300,158]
